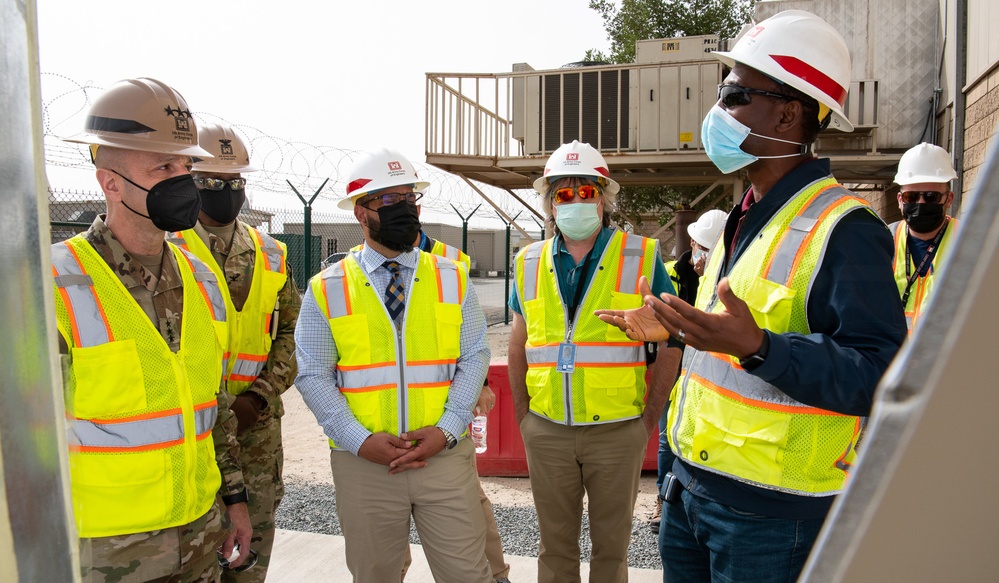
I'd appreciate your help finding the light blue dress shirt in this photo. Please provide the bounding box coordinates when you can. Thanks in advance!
[295,245,490,455]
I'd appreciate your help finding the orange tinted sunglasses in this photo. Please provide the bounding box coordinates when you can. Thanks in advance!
[553,184,601,204]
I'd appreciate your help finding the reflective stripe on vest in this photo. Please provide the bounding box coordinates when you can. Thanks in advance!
[670,179,870,496]
[516,231,656,425]
[51,243,113,348]
[312,251,464,446]
[69,400,218,452]
[430,240,471,271]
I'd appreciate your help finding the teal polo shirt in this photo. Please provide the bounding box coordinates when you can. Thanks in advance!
[509,227,675,315]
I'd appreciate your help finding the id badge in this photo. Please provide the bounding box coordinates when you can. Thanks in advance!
[556,343,576,373]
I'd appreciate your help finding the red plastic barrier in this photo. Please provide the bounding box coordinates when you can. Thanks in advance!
[475,362,660,477]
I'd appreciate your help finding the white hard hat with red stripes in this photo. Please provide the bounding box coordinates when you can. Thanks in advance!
[713,10,854,132]
[533,140,620,195]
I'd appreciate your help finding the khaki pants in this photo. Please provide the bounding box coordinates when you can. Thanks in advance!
[223,414,284,583]
[473,454,511,580]
[80,500,227,583]
[330,438,491,583]
[521,414,647,583]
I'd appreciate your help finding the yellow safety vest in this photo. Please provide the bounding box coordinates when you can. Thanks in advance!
[52,236,227,537]
[515,230,659,425]
[310,251,466,448]
[169,225,288,394]
[668,179,872,497]
[890,218,959,333]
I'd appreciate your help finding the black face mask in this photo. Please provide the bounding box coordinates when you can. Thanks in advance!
[115,172,202,232]
[369,202,421,252]
[199,184,246,225]
[902,202,946,234]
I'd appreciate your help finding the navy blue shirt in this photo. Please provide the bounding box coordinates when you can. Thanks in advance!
[673,159,908,520]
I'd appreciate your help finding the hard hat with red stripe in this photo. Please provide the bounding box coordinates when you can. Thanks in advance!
[338,148,430,210]
[533,140,620,195]
[712,10,854,132]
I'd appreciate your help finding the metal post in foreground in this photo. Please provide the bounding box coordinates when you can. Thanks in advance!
[287,178,329,279]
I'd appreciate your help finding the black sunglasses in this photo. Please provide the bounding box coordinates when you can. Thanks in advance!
[900,190,947,204]
[717,84,795,108]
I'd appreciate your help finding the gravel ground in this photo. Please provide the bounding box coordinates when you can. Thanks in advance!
[276,477,664,571]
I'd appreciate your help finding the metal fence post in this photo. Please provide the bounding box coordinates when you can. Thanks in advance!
[495,211,521,325]
[287,178,328,280]
[449,203,481,253]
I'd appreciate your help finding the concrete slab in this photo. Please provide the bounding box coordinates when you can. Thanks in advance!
[269,529,663,582]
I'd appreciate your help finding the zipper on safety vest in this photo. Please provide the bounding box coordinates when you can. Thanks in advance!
[396,327,407,436]
[563,320,574,426]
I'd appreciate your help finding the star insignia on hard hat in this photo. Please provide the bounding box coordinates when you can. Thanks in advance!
[163,106,192,119]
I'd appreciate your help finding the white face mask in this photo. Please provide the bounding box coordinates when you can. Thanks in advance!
[554,202,601,240]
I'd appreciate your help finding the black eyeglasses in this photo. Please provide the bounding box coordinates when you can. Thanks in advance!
[194,177,247,191]
[900,190,947,204]
[717,84,795,108]
[359,191,423,209]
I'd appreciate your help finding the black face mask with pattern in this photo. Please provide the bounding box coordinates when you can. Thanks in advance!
[370,202,421,252]
[199,184,246,225]
[116,172,202,232]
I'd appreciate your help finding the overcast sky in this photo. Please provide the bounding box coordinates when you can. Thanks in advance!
[37,0,610,224]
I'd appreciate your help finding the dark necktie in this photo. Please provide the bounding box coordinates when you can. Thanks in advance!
[383,260,405,321]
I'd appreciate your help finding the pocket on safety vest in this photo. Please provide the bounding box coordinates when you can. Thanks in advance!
[71,449,168,536]
[525,367,551,414]
[328,314,371,364]
[71,339,146,419]
[523,297,548,344]
[582,366,641,422]
[741,277,795,333]
[434,303,463,359]
[605,291,644,343]
[691,388,790,486]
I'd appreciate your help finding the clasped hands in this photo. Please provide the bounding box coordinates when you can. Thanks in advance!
[593,275,764,360]
[358,426,447,475]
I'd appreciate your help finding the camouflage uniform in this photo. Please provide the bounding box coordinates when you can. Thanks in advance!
[193,220,301,583]
[60,216,246,583]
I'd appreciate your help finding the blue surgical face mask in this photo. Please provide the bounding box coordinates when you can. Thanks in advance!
[692,249,707,262]
[701,104,810,174]
[554,202,601,240]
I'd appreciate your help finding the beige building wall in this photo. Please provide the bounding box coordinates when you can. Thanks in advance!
[960,0,999,198]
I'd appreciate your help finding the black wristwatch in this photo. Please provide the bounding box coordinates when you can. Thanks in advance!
[440,428,458,449]
[221,488,249,506]
[740,332,770,372]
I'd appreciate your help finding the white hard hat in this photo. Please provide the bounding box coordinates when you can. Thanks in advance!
[533,140,620,196]
[64,77,212,157]
[894,143,957,186]
[338,148,430,210]
[687,209,728,250]
[712,10,854,132]
[191,122,257,173]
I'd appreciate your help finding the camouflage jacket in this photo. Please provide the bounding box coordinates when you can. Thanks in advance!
[193,220,301,418]
[58,216,245,496]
